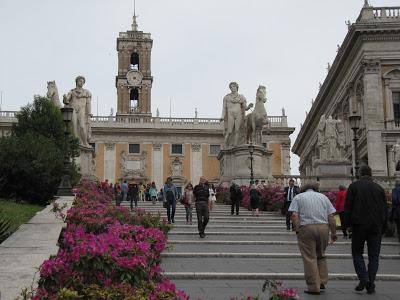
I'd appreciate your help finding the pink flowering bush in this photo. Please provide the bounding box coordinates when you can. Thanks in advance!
[216,185,284,212]
[33,179,188,299]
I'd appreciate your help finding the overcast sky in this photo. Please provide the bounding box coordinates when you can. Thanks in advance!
[0,0,397,174]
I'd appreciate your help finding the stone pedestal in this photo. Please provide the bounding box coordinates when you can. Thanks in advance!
[76,146,97,180]
[312,159,352,191]
[218,144,273,186]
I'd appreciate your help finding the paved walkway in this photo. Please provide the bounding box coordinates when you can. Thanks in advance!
[0,196,73,300]
[127,201,400,300]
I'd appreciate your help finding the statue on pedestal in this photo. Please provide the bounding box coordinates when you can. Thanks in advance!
[246,85,268,144]
[63,76,92,148]
[221,82,252,147]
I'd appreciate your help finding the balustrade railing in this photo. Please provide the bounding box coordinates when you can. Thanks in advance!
[0,111,17,118]
[373,7,400,20]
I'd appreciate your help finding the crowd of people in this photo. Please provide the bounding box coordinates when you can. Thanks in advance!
[99,166,400,294]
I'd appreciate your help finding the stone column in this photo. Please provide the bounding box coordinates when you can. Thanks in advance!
[384,78,394,129]
[152,143,163,189]
[281,142,291,175]
[190,144,203,185]
[104,143,116,183]
[362,60,388,176]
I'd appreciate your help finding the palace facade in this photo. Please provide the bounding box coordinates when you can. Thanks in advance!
[293,4,400,181]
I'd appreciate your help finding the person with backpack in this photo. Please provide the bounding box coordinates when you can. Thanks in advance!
[163,177,178,224]
[230,181,243,215]
[128,181,139,210]
[149,182,158,205]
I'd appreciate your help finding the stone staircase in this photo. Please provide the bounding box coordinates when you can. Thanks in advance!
[122,201,400,300]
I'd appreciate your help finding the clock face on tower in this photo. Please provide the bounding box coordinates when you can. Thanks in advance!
[126,70,143,87]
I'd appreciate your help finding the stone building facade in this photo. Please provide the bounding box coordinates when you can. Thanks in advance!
[293,4,400,179]
[0,17,295,191]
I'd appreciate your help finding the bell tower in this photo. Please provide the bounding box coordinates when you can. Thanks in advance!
[116,13,153,115]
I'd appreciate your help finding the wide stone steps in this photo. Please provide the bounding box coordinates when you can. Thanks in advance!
[124,202,400,299]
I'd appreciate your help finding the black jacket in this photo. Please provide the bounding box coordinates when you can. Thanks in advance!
[230,185,243,201]
[193,184,209,202]
[344,176,388,228]
[283,186,299,202]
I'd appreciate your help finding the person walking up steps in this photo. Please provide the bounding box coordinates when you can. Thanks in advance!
[230,182,242,215]
[344,165,388,294]
[163,177,178,224]
[194,176,210,238]
[289,182,337,295]
[335,185,348,238]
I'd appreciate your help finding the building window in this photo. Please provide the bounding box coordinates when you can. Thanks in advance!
[393,92,400,126]
[130,52,140,70]
[89,143,96,152]
[209,144,221,156]
[129,143,140,154]
[171,144,183,155]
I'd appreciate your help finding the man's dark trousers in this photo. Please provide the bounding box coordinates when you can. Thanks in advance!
[231,199,240,215]
[196,201,209,234]
[352,224,382,285]
[284,201,292,229]
[167,199,176,223]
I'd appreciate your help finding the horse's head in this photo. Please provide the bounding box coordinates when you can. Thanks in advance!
[256,85,267,103]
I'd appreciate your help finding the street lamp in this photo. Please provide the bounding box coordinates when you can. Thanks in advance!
[57,107,74,196]
[349,114,361,180]
[248,142,255,184]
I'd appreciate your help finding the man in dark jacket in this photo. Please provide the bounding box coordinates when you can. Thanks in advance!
[230,182,243,215]
[128,182,139,210]
[344,165,388,294]
[193,176,210,238]
[283,179,300,230]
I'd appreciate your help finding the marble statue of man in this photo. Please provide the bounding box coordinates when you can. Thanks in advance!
[221,82,252,147]
[63,76,92,148]
[325,116,343,159]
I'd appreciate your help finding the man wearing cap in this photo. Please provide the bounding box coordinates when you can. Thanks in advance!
[193,176,210,238]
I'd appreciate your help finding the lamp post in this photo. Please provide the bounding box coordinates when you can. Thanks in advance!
[349,114,361,180]
[57,107,74,196]
[248,142,255,184]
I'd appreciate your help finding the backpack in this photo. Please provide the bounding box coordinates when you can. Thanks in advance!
[165,186,175,203]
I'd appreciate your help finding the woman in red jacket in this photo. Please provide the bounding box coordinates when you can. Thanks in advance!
[335,185,348,238]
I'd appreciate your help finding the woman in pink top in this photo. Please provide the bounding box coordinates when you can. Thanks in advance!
[335,185,348,238]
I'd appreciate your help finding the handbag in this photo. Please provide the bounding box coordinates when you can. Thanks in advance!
[335,214,341,227]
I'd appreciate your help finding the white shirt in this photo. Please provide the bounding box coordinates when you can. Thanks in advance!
[288,189,336,226]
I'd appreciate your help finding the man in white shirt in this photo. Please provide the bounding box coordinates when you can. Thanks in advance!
[289,183,337,295]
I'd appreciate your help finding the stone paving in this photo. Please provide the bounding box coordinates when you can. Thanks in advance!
[126,201,400,300]
[0,196,74,300]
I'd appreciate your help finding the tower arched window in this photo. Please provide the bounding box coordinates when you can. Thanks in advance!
[130,52,140,70]
[130,88,139,113]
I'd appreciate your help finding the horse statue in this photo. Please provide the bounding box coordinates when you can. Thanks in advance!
[246,85,269,144]
[47,81,62,108]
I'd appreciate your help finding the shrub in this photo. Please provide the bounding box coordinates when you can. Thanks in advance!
[33,180,186,299]
[0,96,80,204]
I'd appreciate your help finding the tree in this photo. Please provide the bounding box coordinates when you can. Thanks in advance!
[0,96,80,204]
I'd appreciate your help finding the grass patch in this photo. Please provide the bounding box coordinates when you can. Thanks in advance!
[0,199,44,240]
